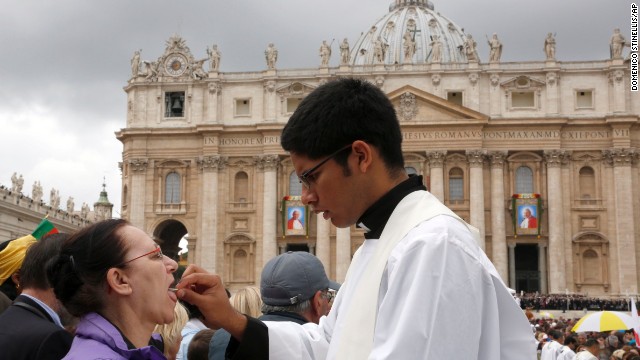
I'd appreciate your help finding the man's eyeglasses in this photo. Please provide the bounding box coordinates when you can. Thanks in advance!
[322,288,337,303]
[298,145,352,189]
[118,246,163,267]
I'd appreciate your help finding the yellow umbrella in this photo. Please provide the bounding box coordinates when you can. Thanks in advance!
[571,311,637,332]
[538,311,555,319]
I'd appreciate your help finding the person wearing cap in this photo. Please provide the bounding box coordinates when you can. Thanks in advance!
[0,233,74,360]
[0,236,37,300]
[208,251,338,360]
[177,78,535,359]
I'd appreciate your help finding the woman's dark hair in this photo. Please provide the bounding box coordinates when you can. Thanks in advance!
[46,219,130,317]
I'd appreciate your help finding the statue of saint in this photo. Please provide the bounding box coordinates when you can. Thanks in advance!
[403,30,416,63]
[50,188,60,209]
[544,33,556,60]
[373,36,388,64]
[610,28,629,59]
[487,33,502,63]
[207,44,221,71]
[339,38,350,65]
[66,197,75,213]
[430,35,443,63]
[463,34,479,62]
[131,50,141,78]
[319,40,332,67]
[32,181,43,202]
[191,59,208,80]
[265,43,278,70]
[81,203,90,219]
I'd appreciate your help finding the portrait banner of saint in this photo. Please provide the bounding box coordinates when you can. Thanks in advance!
[282,196,309,237]
[512,194,542,237]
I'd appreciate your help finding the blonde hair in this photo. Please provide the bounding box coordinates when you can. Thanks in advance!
[230,286,262,318]
[154,301,189,358]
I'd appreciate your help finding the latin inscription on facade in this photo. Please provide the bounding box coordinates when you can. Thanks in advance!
[205,136,281,146]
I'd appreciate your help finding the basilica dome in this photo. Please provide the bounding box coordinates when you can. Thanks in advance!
[350,0,471,65]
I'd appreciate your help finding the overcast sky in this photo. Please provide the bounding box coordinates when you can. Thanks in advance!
[0,0,630,217]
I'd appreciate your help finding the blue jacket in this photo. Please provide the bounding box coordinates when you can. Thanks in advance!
[63,312,166,360]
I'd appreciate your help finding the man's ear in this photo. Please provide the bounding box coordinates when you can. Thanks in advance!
[351,140,373,173]
[106,268,133,295]
[311,290,324,317]
[11,271,20,287]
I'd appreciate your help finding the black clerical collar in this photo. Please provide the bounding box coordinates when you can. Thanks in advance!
[356,175,426,239]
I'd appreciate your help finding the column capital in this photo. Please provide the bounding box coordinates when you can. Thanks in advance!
[208,82,222,94]
[264,80,276,93]
[425,150,447,167]
[254,154,280,171]
[465,149,487,167]
[602,148,638,166]
[543,150,570,168]
[508,242,516,249]
[128,158,149,172]
[198,155,228,171]
[488,150,508,168]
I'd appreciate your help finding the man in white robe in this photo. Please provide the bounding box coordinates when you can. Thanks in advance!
[540,330,564,360]
[177,78,537,359]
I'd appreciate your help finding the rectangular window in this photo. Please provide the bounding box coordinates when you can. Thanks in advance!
[165,92,185,118]
[235,99,251,116]
[447,91,463,106]
[449,178,463,200]
[287,98,302,113]
[575,90,594,109]
[511,91,535,108]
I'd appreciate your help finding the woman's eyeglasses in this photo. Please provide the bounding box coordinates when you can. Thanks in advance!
[118,246,163,267]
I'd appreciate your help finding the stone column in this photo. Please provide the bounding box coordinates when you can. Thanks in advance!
[538,243,548,294]
[489,151,508,281]
[316,215,331,273]
[197,155,227,273]
[508,243,516,289]
[466,150,486,250]
[207,82,221,123]
[264,80,276,122]
[604,148,638,293]
[336,227,351,283]
[255,155,280,267]
[426,151,446,202]
[489,73,501,116]
[609,69,626,113]
[545,71,559,115]
[128,158,148,228]
[544,150,569,293]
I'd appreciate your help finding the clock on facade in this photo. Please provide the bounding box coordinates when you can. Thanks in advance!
[165,54,188,76]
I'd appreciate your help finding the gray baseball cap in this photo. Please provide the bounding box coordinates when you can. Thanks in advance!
[261,251,340,306]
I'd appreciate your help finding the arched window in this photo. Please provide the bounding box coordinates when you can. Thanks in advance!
[405,167,418,176]
[579,166,596,199]
[515,166,533,193]
[234,171,249,204]
[165,172,181,203]
[289,171,302,196]
[448,167,464,202]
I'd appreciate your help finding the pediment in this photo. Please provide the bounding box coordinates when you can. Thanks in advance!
[276,82,316,96]
[572,231,608,243]
[387,85,488,123]
[156,159,190,168]
[508,152,542,162]
[573,152,601,162]
[500,75,545,89]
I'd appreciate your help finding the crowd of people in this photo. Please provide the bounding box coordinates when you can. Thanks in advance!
[2,78,636,359]
[520,293,635,312]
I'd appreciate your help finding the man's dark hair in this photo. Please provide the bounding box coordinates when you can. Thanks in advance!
[564,335,577,346]
[21,233,68,290]
[281,78,404,174]
[584,338,598,347]
[549,330,563,340]
[187,328,216,360]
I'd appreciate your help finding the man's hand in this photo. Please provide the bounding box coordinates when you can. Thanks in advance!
[176,264,248,340]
